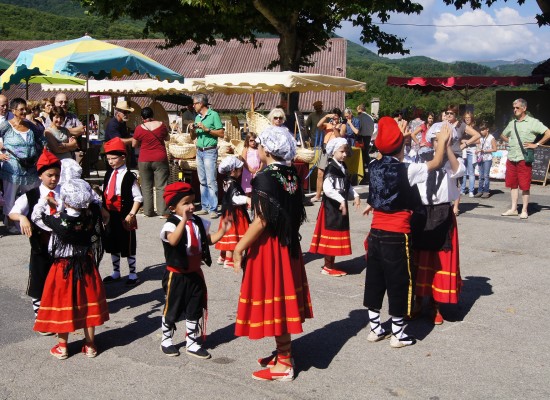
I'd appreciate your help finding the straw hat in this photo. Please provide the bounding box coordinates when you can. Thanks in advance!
[114,100,134,113]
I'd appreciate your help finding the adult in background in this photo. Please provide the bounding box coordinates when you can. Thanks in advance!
[45,93,84,138]
[0,98,45,233]
[44,106,78,160]
[132,106,170,218]
[105,101,134,144]
[189,94,224,219]
[500,98,550,219]
[356,104,374,181]
[305,100,326,144]
[0,94,13,124]
[343,108,360,147]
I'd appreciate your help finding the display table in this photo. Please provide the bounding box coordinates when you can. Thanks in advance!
[293,161,310,190]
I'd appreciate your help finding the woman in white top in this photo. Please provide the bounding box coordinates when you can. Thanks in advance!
[474,122,497,198]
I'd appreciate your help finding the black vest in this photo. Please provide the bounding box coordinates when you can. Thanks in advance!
[162,215,212,270]
[322,160,351,231]
[102,168,139,215]
[26,187,51,254]
[367,156,421,212]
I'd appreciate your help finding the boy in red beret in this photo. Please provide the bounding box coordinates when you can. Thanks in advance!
[159,181,230,358]
[8,149,61,329]
[101,137,143,285]
[362,117,451,348]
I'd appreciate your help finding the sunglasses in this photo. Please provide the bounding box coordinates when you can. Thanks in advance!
[272,116,284,120]
[445,111,455,115]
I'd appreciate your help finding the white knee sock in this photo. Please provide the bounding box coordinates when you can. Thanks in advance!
[32,298,40,319]
[391,316,413,343]
[127,256,137,280]
[111,254,121,278]
[161,317,175,348]
[368,309,385,335]
[186,320,201,352]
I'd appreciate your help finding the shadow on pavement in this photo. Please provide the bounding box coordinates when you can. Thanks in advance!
[442,275,493,323]
[103,263,165,301]
[293,309,368,375]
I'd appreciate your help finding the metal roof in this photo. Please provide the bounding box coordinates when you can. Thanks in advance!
[0,38,349,112]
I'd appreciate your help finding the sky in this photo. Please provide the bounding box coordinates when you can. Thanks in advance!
[335,0,550,63]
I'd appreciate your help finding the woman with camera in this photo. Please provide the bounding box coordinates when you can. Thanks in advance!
[0,98,45,233]
[132,106,170,218]
[312,108,346,202]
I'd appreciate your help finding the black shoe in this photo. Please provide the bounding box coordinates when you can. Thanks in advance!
[186,347,211,359]
[125,278,140,286]
[160,344,180,357]
[102,275,121,283]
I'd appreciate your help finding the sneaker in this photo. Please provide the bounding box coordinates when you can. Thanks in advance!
[216,255,225,265]
[520,212,528,220]
[50,344,68,360]
[474,192,483,198]
[160,344,180,357]
[186,347,211,359]
[390,334,416,348]
[194,210,208,215]
[102,275,121,283]
[37,331,54,336]
[468,192,474,198]
[367,330,390,342]
[209,211,219,219]
[82,343,98,358]
[481,192,491,199]
[321,266,347,277]
[501,209,519,216]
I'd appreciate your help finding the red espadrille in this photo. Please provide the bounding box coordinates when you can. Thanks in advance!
[252,354,294,381]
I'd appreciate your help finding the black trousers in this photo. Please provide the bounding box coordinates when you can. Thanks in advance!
[363,228,415,317]
[162,270,205,326]
[104,210,136,257]
[26,250,53,299]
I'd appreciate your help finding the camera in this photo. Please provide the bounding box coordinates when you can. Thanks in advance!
[193,123,199,129]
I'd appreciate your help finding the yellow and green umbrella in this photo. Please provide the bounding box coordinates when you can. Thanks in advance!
[0,35,183,91]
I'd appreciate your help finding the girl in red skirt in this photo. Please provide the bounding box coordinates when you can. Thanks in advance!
[310,137,360,277]
[32,179,108,359]
[410,127,465,325]
[233,126,313,382]
[215,156,250,269]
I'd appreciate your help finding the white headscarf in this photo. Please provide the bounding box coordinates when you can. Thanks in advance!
[60,179,95,209]
[326,137,348,157]
[256,125,297,162]
[59,159,82,185]
[218,155,244,175]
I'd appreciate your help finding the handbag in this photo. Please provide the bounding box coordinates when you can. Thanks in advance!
[4,148,39,169]
[476,136,487,164]
[513,121,535,164]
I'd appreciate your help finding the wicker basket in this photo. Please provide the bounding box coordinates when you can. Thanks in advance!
[294,147,315,163]
[246,111,271,134]
[231,139,245,157]
[171,133,192,145]
[168,143,196,159]
[218,140,233,156]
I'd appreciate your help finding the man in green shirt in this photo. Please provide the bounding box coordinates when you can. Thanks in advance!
[189,94,225,218]
[500,98,550,219]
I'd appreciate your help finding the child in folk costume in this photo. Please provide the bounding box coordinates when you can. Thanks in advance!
[101,137,143,286]
[32,179,108,359]
[159,182,230,358]
[362,117,451,348]
[309,137,360,277]
[241,132,263,195]
[233,126,313,382]
[410,127,465,325]
[215,156,251,269]
[8,149,61,330]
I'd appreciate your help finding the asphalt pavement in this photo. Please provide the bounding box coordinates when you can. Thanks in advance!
[1,180,549,400]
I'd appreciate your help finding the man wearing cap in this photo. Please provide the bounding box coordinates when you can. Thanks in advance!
[44,93,84,137]
[362,117,451,349]
[189,94,224,219]
[305,100,326,144]
[105,100,134,144]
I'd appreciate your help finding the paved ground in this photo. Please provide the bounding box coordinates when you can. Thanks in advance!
[1,180,549,400]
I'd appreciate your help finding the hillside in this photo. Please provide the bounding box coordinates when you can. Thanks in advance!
[0,0,160,40]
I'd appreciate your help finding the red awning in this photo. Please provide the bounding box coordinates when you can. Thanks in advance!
[387,76,544,91]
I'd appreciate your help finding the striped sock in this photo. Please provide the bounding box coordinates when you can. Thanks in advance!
[127,256,137,280]
[111,254,121,279]
[161,317,175,348]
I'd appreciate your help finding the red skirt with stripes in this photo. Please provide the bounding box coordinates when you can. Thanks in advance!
[34,259,109,334]
[235,232,313,339]
[414,215,461,304]
[309,204,352,256]
[215,208,250,251]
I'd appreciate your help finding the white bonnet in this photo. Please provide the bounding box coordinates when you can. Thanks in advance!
[60,179,94,209]
[256,125,297,161]
[218,155,244,175]
[326,137,348,157]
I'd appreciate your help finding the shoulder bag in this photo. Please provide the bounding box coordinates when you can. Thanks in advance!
[513,121,534,164]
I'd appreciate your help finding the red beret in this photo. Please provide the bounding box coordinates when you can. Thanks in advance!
[104,137,126,155]
[375,117,404,155]
[36,148,61,174]
[163,181,194,207]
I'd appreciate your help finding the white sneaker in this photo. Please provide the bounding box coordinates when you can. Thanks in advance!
[216,255,225,265]
[468,193,474,198]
